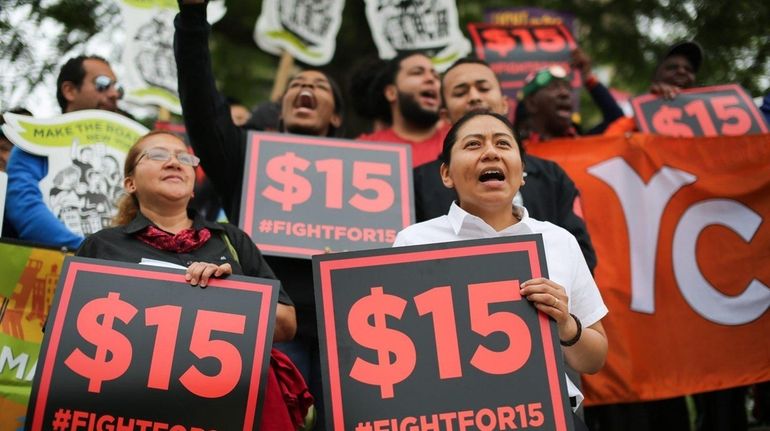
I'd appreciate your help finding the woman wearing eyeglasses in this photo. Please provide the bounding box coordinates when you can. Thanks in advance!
[75,131,310,427]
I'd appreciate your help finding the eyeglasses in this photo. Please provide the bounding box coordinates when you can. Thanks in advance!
[136,147,200,167]
[94,75,125,99]
[521,65,569,98]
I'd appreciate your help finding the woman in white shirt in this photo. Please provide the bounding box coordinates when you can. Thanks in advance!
[394,111,607,429]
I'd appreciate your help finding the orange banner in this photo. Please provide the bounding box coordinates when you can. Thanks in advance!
[528,133,770,405]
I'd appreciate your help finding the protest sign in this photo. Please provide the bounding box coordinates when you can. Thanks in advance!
[118,0,226,113]
[314,236,574,431]
[0,239,69,430]
[255,0,345,66]
[631,84,768,137]
[26,257,279,430]
[1,110,148,236]
[239,132,414,258]
[365,0,471,71]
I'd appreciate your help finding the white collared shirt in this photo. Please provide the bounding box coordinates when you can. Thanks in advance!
[394,202,608,408]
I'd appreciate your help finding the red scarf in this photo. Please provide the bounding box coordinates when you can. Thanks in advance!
[136,225,211,253]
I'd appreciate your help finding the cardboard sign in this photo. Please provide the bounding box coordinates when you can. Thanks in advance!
[631,84,769,137]
[1,110,148,237]
[255,0,344,66]
[239,132,414,259]
[26,257,279,431]
[0,239,69,430]
[468,23,578,97]
[313,236,574,431]
[485,7,575,34]
[364,0,471,71]
[118,0,226,113]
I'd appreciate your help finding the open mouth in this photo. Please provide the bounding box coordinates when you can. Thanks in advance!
[419,89,439,106]
[556,103,573,119]
[479,169,506,182]
[294,90,317,110]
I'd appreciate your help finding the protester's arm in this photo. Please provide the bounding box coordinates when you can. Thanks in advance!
[6,148,83,249]
[572,49,624,135]
[174,0,246,219]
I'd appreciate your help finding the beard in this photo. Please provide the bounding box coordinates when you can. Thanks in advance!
[398,91,440,129]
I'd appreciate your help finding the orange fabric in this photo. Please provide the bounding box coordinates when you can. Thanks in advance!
[528,133,770,405]
[603,116,637,136]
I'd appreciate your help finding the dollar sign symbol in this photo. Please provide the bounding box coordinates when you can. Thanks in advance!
[262,151,312,212]
[652,105,693,137]
[64,292,137,393]
[481,28,515,57]
[347,287,416,399]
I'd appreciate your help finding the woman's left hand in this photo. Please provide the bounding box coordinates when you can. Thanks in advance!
[185,262,232,287]
[520,278,578,342]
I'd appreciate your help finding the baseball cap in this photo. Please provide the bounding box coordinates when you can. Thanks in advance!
[521,65,569,98]
[662,41,703,73]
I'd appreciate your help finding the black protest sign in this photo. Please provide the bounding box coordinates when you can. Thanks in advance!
[27,257,279,431]
[313,235,574,431]
[240,132,414,259]
[632,84,769,137]
[468,23,578,98]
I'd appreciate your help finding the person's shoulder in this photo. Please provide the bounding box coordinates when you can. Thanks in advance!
[394,215,450,246]
[526,216,575,240]
[76,226,126,254]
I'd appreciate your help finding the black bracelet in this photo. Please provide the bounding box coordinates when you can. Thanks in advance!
[560,313,582,347]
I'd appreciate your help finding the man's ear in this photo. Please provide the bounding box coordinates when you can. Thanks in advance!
[384,84,398,104]
[60,81,78,104]
[329,112,342,129]
[523,96,537,115]
[440,162,454,189]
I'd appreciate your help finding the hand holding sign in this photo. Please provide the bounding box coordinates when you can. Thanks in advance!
[314,236,574,431]
[633,84,769,137]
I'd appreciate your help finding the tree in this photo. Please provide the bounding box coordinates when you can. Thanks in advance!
[2,0,768,134]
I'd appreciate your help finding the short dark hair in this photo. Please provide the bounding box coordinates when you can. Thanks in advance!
[440,56,496,108]
[349,52,431,125]
[56,55,110,112]
[440,110,525,164]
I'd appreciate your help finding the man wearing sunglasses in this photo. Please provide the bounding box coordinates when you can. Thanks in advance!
[516,53,623,144]
[5,55,124,249]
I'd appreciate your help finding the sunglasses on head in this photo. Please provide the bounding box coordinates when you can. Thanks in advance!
[137,147,200,167]
[94,75,124,99]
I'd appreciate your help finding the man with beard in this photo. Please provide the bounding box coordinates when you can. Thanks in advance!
[174,1,345,427]
[356,52,451,167]
[413,57,597,272]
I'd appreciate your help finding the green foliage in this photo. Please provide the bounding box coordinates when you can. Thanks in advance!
[1,0,768,124]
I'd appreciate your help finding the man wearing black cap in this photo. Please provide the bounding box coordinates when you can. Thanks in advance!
[605,40,704,135]
[651,40,703,98]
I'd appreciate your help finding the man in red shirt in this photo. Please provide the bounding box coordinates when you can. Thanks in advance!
[356,53,451,167]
